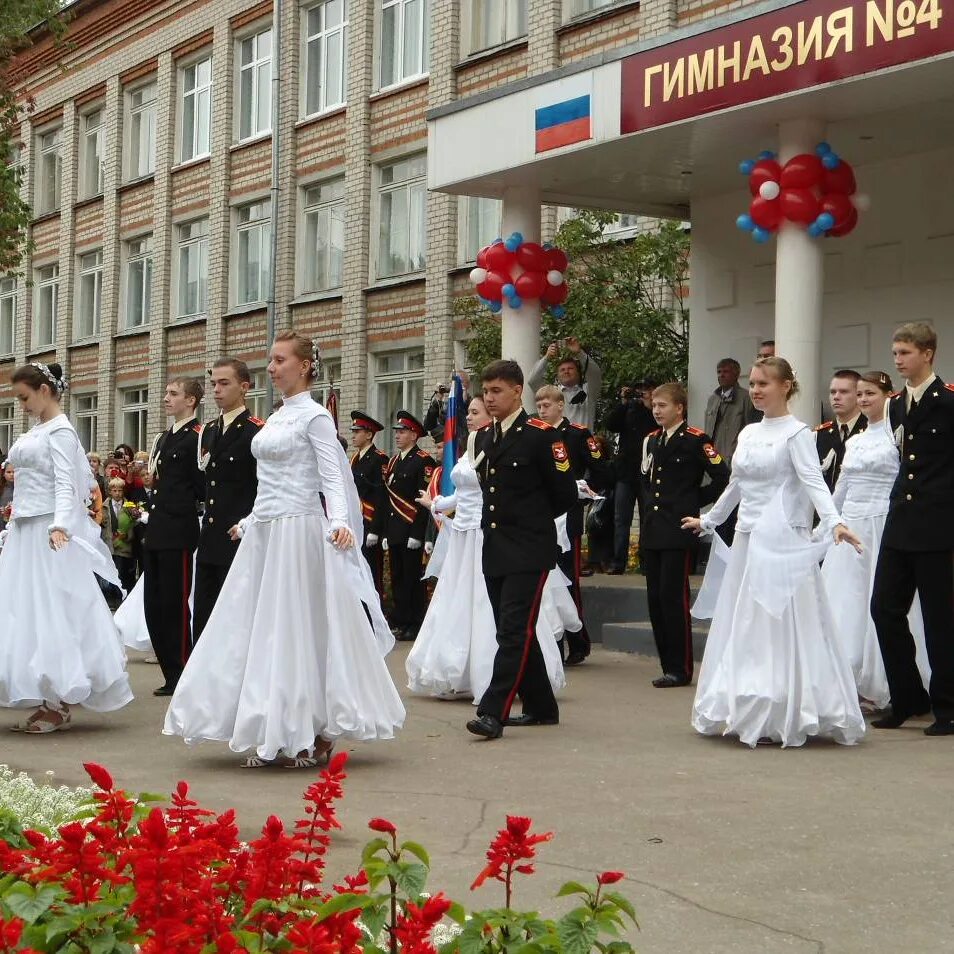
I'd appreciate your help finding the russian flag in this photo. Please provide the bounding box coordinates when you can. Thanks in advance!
[535,95,591,154]
[440,374,464,497]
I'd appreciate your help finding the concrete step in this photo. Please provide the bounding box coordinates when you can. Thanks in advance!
[603,619,710,657]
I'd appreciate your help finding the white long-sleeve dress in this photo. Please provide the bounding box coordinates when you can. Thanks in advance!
[693,415,865,747]
[406,451,574,701]
[0,415,132,712]
[163,392,405,760]
[821,425,930,708]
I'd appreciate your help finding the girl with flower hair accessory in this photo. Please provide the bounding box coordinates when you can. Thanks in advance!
[0,363,132,733]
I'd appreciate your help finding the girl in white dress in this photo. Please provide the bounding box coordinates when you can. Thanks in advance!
[683,357,866,748]
[406,397,572,702]
[164,333,405,767]
[821,371,930,709]
[0,363,132,732]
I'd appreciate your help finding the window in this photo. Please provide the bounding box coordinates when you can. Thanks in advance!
[376,154,426,279]
[176,219,208,318]
[0,403,15,456]
[180,56,213,162]
[301,179,344,292]
[311,358,342,408]
[120,387,149,451]
[124,235,153,328]
[469,0,527,52]
[246,369,270,420]
[567,0,616,16]
[238,29,272,140]
[303,0,348,115]
[35,128,62,214]
[73,393,98,451]
[126,82,157,180]
[235,200,271,305]
[79,110,105,198]
[459,196,502,264]
[0,278,15,355]
[374,350,424,453]
[76,250,103,338]
[8,144,23,193]
[34,264,59,347]
[380,0,428,88]
[605,213,640,236]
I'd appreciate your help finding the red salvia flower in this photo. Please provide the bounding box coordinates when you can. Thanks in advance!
[471,815,553,892]
[597,870,625,885]
[368,817,397,835]
[82,762,114,792]
[394,892,452,954]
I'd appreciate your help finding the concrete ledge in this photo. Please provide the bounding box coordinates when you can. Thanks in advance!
[603,619,709,657]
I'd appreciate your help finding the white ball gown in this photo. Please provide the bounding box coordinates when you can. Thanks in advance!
[0,415,132,711]
[115,557,195,652]
[821,424,930,708]
[406,451,574,701]
[163,392,405,760]
[692,415,865,748]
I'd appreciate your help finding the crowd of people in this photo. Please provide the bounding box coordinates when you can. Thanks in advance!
[0,321,951,756]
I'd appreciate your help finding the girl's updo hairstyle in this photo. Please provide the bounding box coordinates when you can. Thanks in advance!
[753,356,800,398]
[12,362,66,399]
[860,370,893,394]
[274,330,320,380]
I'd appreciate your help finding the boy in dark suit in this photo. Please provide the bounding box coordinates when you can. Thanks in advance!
[350,410,389,593]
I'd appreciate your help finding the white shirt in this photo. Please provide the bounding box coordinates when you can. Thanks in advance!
[497,407,523,435]
[220,406,246,431]
[171,417,194,434]
[906,373,938,410]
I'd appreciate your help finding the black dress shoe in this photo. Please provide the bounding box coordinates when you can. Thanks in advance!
[390,625,406,638]
[565,651,588,667]
[153,685,176,697]
[607,567,625,576]
[466,714,503,739]
[652,673,691,688]
[397,628,417,642]
[924,720,954,736]
[871,707,930,729]
[504,713,560,727]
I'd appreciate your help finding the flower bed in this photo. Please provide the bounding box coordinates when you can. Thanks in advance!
[0,759,638,953]
[0,767,91,836]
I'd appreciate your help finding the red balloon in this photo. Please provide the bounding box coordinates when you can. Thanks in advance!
[828,205,859,237]
[781,188,821,224]
[545,248,568,272]
[485,243,516,273]
[515,270,547,300]
[516,242,547,272]
[822,161,857,196]
[820,194,854,229]
[780,153,824,190]
[478,271,507,301]
[476,246,489,268]
[749,159,782,197]
[750,196,782,231]
[542,282,568,306]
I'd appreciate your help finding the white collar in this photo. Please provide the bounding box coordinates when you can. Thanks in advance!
[498,407,522,435]
[906,373,937,405]
[281,391,314,409]
[220,406,246,430]
[835,413,861,433]
[171,417,194,433]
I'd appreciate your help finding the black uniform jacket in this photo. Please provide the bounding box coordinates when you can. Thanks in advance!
[145,419,205,551]
[639,423,730,550]
[474,411,579,577]
[883,378,954,551]
[384,446,435,544]
[815,414,867,491]
[351,444,389,538]
[197,409,263,566]
[558,418,611,538]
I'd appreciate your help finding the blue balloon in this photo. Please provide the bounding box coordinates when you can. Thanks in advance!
[816,212,835,230]
[752,226,771,243]
[502,283,516,298]
[504,239,519,252]
[815,141,832,156]
[492,237,503,245]
[510,231,524,245]
[552,305,566,319]
[807,223,823,238]
[739,159,756,175]
[821,152,841,170]
[736,214,755,232]
[489,300,502,313]
[510,295,523,309]
[757,150,775,161]
[542,242,553,251]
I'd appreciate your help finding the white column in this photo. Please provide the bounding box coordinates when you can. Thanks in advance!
[500,186,541,412]
[774,118,825,422]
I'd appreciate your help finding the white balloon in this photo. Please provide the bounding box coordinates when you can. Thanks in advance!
[853,193,871,212]
[759,180,781,201]
[469,267,488,285]
[546,270,565,286]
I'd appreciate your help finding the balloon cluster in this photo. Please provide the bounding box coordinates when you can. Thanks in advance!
[735,143,868,243]
[469,233,570,319]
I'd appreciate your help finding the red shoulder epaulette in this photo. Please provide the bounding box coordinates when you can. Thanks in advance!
[478,422,492,431]
[813,421,834,432]
[526,417,552,430]
[946,384,954,393]
[649,428,662,437]
[249,416,265,426]
[191,423,202,434]
[417,449,432,459]
[889,391,902,398]
[685,425,704,437]
[570,422,588,430]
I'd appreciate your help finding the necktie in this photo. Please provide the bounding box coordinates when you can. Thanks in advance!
[840,424,849,443]
[660,431,668,448]
[493,422,502,445]
[909,396,918,414]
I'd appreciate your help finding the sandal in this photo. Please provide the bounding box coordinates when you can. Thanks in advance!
[11,705,71,734]
[280,756,321,770]
[241,755,277,769]
[314,739,335,766]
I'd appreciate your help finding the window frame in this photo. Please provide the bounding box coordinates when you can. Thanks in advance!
[75,248,104,340]
[246,368,271,421]
[0,277,16,356]
[118,386,149,452]
[372,349,424,454]
[178,53,214,164]
[233,199,272,307]
[236,26,273,142]
[564,0,617,19]
[35,126,62,215]
[373,153,427,281]
[124,79,157,181]
[78,107,105,200]
[457,195,503,265]
[73,392,99,452]
[310,357,342,409]
[301,0,349,118]
[174,218,209,320]
[33,262,59,348]
[299,177,345,294]
[0,401,15,456]
[465,0,528,55]
[378,0,429,91]
[121,234,154,329]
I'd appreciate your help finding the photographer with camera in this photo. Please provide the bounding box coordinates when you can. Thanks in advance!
[422,370,470,437]
[528,337,602,431]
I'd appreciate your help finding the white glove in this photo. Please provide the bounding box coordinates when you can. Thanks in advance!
[382,538,390,552]
[138,512,149,525]
[0,528,7,549]
[424,541,434,555]
[407,538,423,551]
[366,533,379,547]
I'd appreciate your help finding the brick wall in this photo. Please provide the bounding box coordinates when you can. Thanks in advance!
[456,44,529,97]
[558,5,641,63]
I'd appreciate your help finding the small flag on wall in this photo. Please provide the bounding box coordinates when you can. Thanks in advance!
[535,95,592,153]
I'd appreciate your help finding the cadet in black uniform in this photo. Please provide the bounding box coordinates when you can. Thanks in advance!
[639,383,729,687]
[383,411,434,640]
[350,410,389,594]
[871,323,954,735]
[143,377,206,696]
[815,370,866,491]
[193,358,263,640]
[467,361,579,741]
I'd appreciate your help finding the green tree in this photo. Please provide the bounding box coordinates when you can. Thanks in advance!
[462,211,690,427]
[0,0,67,275]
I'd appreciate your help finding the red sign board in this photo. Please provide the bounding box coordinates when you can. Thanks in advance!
[621,0,954,133]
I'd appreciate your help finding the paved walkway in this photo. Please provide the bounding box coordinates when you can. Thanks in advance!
[4,647,952,953]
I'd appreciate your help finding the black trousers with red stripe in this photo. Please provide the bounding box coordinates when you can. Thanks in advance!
[143,548,194,688]
[641,547,693,680]
[362,542,384,597]
[478,571,559,722]
[557,535,590,657]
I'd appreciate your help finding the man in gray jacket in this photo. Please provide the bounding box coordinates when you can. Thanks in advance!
[703,358,759,465]
[528,336,602,431]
